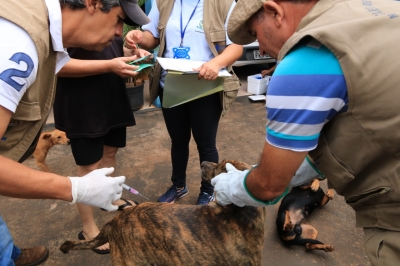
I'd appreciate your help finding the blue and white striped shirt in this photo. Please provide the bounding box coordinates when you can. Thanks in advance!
[266,40,348,152]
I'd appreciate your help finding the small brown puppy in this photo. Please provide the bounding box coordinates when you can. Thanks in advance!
[60,160,266,266]
[33,129,69,172]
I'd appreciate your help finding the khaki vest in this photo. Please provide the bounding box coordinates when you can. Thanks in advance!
[0,0,57,162]
[280,0,400,230]
[149,0,240,116]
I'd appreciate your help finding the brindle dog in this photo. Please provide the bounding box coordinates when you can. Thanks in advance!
[60,160,266,266]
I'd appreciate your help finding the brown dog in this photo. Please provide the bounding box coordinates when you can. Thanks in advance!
[276,179,335,252]
[60,160,266,266]
[33,129,69,172]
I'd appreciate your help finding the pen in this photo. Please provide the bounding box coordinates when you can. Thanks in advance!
[122,184,150,200]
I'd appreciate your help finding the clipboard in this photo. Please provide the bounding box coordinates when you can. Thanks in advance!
[162,73,224,108]
[156,57,227,108]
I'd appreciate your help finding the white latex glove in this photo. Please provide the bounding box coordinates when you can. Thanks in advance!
[289,157,325,187]
[211,163,288,207]
[68,167,125,211]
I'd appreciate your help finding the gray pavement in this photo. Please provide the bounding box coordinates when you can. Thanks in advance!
[1,90,369,265]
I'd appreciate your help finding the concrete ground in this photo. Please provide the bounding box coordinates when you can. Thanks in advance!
[1,65,370,265]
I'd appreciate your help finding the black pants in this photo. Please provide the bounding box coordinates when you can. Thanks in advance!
[159,87,222,194]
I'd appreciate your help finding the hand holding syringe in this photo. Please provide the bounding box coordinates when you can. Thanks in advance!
[122,184,150,200]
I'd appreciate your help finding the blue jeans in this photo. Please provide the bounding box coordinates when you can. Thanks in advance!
[0,215,20,266]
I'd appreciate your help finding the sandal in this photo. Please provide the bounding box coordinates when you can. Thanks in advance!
[78,231,110,255]
[117,198,139,211]
[100,198,139,212]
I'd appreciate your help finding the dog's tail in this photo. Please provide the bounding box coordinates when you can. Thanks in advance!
[60,224,111,253]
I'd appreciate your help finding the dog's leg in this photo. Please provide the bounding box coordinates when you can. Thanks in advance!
[299,179,317,191]
[306,243,335,252]
[320,189,335,206]
[300,224,334,252]
[300,224,318,240]
[35,160,50,173]
[283,210,294,231]
[326,189,334,200]
[310,179,320,192]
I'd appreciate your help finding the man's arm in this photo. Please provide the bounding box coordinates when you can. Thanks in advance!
[0,106,125,211]
[211,141,315,207]
[0,106,72,200]
[247,141,307,201]
[0,155,73,200]
[57,57,140,78]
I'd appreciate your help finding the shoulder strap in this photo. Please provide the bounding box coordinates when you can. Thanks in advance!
[203,0,235,70]
[204,0,233,56]
[155,0,175,57]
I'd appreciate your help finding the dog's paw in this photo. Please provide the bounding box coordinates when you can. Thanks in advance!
[326,189,335,200]
[310,179,320,191]
[324,245,335,252]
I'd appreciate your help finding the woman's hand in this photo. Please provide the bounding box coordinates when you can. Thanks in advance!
[125,30,144,49]
[124,47,153,61]
[194,61,222,81]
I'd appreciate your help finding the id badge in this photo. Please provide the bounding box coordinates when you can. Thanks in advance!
[173,46,190,59]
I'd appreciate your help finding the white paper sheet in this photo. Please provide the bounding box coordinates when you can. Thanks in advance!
[156,57,232,77]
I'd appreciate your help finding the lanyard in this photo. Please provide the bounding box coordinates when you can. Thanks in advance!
[180,0,201,47]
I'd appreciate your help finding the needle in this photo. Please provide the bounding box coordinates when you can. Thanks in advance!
[122,184,150,200]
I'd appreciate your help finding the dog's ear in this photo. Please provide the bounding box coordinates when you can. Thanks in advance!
[42,133,52,140]
[214,160,229,175]
[200,161,219,182]
[220,160,252,171]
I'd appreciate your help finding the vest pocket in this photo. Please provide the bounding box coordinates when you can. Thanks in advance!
[13,101,41,120]
[222,75,240,114]
[209,30,226,42]
[310,133,355,193]
[209,30,227,54]
[346,186,391,207]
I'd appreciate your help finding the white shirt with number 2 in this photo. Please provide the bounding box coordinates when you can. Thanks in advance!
[0,0,69,113]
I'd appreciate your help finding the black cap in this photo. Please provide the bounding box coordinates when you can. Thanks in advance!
[120,0,150,26]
